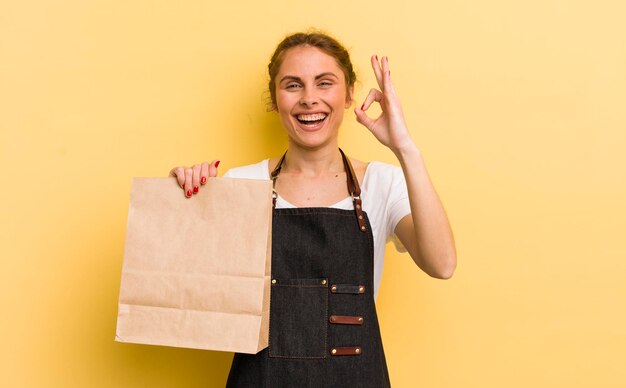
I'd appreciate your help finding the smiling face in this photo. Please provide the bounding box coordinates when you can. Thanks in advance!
[274,45,354,151]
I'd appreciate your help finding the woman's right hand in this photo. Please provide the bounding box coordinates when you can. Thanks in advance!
[169,160,220,198]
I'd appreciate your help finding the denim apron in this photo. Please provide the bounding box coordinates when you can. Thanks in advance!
[226,150,391,387]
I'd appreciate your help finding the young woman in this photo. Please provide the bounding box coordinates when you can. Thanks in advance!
[170,32,456,387]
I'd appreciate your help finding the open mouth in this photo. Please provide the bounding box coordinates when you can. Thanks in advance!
[296,113,328,128]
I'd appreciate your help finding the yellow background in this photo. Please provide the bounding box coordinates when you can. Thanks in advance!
[2,0,625,386]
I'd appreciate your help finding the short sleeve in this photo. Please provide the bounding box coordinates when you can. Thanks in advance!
[361,162,411,254]
[222,160,269,180]
[385,166,411,252]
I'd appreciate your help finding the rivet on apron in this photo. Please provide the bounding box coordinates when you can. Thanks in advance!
[329,347,363,356]
[271,279,277,284]
[359,286,365,294]
[321,279,327,285]
[331,285,337,293]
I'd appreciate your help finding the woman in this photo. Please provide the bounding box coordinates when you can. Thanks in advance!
[170,32,456,387]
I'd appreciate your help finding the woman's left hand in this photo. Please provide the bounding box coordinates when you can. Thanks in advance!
[354,55,414,154]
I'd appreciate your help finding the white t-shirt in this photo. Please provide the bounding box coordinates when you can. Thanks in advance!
[224,160,411,299]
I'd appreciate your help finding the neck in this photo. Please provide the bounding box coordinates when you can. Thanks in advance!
[283,141,343,177]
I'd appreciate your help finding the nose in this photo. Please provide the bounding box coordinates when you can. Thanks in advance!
[299,89,319,107]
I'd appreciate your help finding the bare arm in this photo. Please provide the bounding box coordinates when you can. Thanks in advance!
[355,55,456,279]
[392,145,456,278]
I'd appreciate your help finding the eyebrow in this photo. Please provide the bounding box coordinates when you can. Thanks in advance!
[279,72,339,83]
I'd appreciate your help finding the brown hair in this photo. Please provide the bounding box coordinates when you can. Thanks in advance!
[267,31,357,110]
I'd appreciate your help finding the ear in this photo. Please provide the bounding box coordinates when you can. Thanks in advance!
[345,85,355,108]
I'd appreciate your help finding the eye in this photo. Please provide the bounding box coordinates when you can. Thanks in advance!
[319,81,333,87]
[286,83,301,89]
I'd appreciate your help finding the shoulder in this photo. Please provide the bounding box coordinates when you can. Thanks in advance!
[361,161,407,204]
[347,158,405,193]
[363,161,405,186]
[223,160,270,180]
[361,161,410,237]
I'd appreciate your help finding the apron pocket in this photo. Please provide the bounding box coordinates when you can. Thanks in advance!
[269,278,328,359]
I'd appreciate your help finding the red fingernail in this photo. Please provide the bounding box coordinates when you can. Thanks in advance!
[186,189,192,197]
[193,186,199,193]
[215,160,220,168]
[375,55,378,61]
[361,104,365,110]
[201,177,207,184]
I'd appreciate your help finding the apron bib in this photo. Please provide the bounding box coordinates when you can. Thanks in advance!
[227,150,391,387]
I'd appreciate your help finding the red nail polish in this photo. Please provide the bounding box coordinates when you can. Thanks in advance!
[361,103,365,110]
[193,186,199,193]
[187,189,192,197]
[201,177,207,184]
[375,55,378,61]
[215,160,221,168]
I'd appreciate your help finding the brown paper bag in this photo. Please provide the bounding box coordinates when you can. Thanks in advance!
[115,177,272,354]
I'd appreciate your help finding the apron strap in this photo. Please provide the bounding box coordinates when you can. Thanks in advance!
[270,149,367,232]
[270,151,287,207]
[339,149,367,233]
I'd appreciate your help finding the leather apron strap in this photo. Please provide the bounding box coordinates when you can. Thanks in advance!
[270,148,367,232]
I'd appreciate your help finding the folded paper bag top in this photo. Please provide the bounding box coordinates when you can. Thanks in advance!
[115,177,272,354]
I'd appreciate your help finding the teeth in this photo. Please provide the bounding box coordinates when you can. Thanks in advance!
[297,113,327,122]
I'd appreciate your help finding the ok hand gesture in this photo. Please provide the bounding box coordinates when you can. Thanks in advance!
[354,56,414,154]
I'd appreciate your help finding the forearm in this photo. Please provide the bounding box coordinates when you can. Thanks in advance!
[394,142,457,278]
